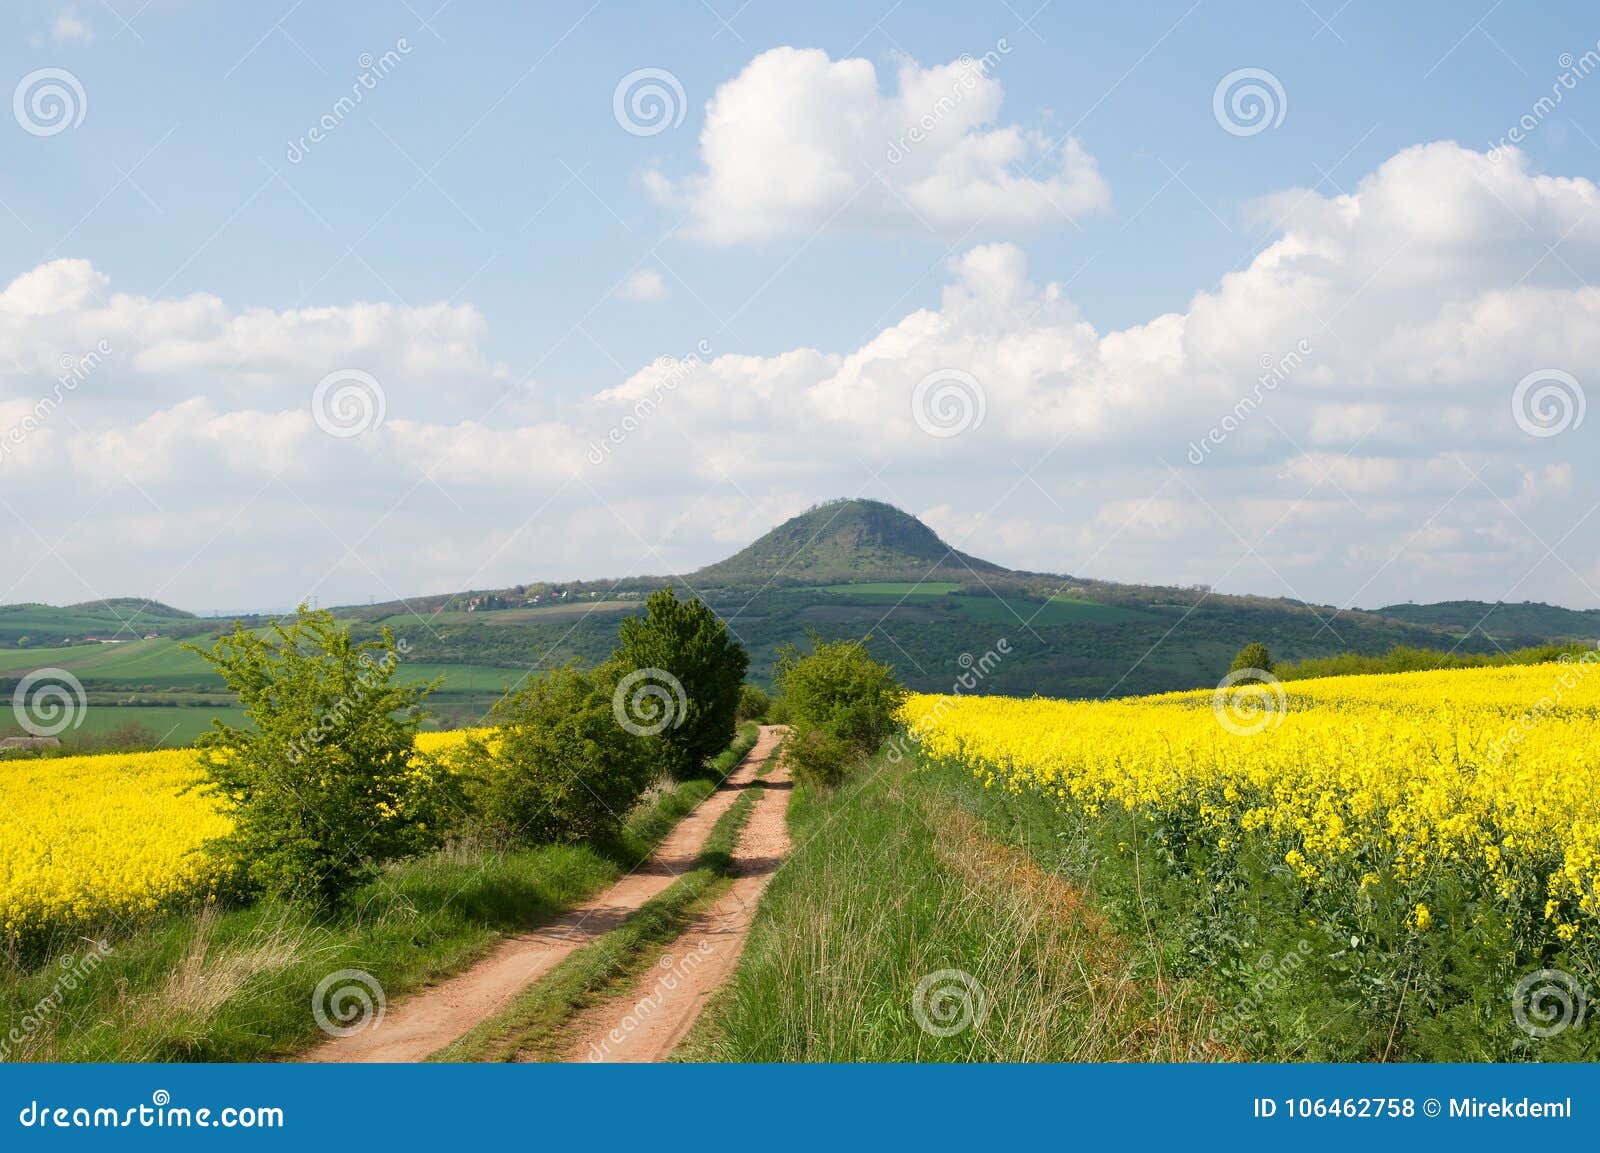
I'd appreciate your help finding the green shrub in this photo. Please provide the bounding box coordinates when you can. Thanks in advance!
[614,587,749,779]
[775,637,906,788]
[1277,642,1591,681]
[467,663,655,846]
[186,607,445,908]
[736,683,770,723]
[1229,641,1274,676]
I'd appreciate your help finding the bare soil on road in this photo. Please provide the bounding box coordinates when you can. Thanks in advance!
[562,762,794,1063]
[303,725,788,1063]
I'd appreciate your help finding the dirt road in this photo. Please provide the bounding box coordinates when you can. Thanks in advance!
[303,724,788,1063]
[563,762,794,1063]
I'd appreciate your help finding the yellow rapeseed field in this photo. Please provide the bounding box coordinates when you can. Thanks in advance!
[904,660,1600,948]
[0,729,474,945]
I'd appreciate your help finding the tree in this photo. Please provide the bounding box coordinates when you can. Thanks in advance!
[775,636,906,788]
[465,663,654,845]
[614,587,748,779]
[1229,642,1275,676]
[736,683,770,723]
[185,606,444,907]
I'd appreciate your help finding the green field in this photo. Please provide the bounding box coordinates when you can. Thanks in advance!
[821,582,961,597]
[0,704,250,747]
[951,594,1152,626]
[0,638,531,747]
[0,639,219,687]
[390,600,639,627]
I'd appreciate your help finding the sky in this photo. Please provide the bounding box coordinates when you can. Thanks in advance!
[1,0,1598,615]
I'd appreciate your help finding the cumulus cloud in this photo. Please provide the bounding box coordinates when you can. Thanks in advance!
[4,142,1599,611]
[658,46,1110,244]
[616,268,668,302]
[51,9,93,43]
[0,259,501,421]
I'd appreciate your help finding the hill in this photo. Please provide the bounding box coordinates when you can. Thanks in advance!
[688,499,1009,587]
[340,500,1525,701]
[0,599,203,647]
[1375,600,1600,644]
[66,598,195,619]
[6,499,1597,745]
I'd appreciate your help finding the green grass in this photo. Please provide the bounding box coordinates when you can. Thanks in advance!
[677,751,1213,1062]
[705,721,761,780]
[432,785,761,1062]
[691,746,1600,1063]
[0,843,616,1061]
[0,731,759,1062]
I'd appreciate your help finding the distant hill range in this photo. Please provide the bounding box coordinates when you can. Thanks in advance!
[0,598,198,646]
[3,499,1595,703]
[336,498,1600,698]
[1371,599,1600,642]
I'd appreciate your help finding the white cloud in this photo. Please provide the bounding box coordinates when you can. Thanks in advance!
[4,142,1600,612]
[0,260,500,421]
[51,9,93,43]
[616,268,668,302]
[660,47,1110,244]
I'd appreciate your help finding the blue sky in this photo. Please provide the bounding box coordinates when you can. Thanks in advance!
[3,1,1599,614]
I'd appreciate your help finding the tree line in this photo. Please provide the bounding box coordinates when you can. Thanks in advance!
[187,589,909,910]
[187,587,749,907]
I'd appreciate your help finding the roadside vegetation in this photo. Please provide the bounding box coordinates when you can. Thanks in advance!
[1273,641,1592,681]
[905,672,1600,1061]
[774,635,905,788]
[432,785,762,1063]
[679,751,1216,1061]
[1,590,757,1061]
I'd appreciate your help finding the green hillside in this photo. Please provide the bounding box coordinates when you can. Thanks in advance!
[0,599,202,647]
[1376,600,1600,643]
[688,498,1008,586]
[8,498,1595,749]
